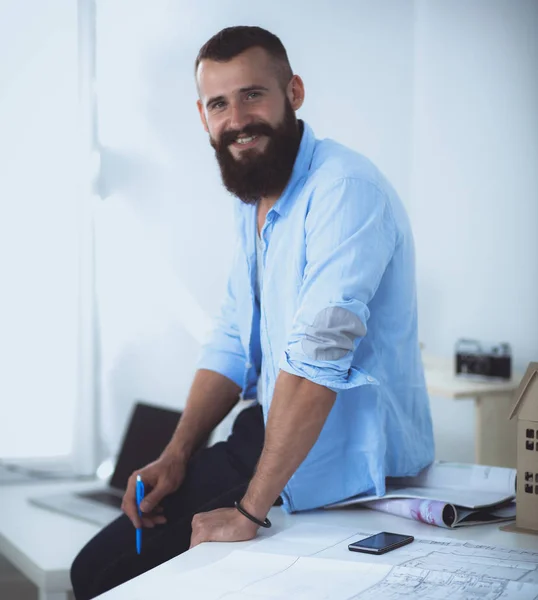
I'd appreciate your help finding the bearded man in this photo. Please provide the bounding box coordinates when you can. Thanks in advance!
[71,25,434,600]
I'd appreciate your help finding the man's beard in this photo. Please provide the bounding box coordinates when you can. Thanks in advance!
[210,101,302,204]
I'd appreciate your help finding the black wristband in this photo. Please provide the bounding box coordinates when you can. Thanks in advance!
[234,501,272,528]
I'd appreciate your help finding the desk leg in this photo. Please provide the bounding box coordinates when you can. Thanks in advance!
[38,590,70,600]
[474,393,517,468]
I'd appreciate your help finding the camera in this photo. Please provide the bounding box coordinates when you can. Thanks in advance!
[455,339,512,380]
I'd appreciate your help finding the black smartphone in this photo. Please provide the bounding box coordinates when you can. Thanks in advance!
[348,532,414,555]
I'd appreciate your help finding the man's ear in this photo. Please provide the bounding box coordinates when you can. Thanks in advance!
[286,75,305,111]
[197,99,209,133]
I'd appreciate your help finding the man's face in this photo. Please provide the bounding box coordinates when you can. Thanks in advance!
[196,47,303,203]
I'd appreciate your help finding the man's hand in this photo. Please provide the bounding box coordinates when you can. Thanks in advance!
[189,507,259,548]
[122,452,187,529]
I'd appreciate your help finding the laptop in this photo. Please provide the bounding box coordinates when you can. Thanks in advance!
[29,401,183,526]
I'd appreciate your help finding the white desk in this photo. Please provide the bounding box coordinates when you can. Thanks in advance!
[0,481,101,600]
[96,505,538,599]
[422,354,522,468]
[2,478,537,600]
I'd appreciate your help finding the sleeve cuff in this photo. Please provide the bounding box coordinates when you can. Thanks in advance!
[279,350,379,391]
[197,348,245,389]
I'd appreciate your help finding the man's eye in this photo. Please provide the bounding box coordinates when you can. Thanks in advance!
[211,101,226,110]
[247,92,260,100]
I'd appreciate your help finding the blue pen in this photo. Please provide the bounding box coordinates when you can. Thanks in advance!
[136,475,145,555]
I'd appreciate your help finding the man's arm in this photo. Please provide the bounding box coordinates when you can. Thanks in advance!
[165,368,242,462]
[189,371,335,546]
[123,368,241,525]
[241,371,336,519]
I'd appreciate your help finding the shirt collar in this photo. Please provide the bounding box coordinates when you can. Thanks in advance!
[271,120,316,218]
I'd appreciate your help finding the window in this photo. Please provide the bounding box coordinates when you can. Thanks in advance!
[0,1,82,458]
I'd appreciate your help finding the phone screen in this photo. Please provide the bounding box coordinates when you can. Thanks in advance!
[348,532,414,554]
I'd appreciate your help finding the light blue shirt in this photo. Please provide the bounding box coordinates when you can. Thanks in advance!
[198,121,434,513]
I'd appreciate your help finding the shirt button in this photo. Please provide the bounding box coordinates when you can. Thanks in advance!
[367,376,375,382]
[245,362,252,369]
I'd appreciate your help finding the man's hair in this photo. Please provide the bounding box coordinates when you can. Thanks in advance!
[195,26,293,89]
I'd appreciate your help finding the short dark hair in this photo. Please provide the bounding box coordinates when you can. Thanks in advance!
[195,26,293,88]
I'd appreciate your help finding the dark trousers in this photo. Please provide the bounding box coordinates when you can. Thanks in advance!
[70,404,265,600]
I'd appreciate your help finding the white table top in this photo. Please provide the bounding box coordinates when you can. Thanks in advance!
[96,503,538,599]
[422,354,522,398]
[2,479,538,598]
[0,480,100,593]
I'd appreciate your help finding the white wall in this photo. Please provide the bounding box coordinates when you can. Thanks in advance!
[0,0,79,457]
[411,0,538,461]
[94,0,415,455]
[412,0,538,366]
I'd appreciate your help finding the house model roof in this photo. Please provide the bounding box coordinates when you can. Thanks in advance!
[509,361,538,420]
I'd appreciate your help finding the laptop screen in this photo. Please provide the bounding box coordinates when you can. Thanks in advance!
[109,402,182,491]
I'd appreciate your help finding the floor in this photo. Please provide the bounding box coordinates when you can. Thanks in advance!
[0,554,36,600]
[0,554,76,600]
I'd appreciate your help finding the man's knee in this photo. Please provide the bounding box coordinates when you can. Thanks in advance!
[70,515,172,599]
[70,516,131,599]
[70,543,96,600]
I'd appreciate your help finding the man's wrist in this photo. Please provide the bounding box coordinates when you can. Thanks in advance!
[163,439,191,465]
[240,493,274,524]
[234,501,272,528]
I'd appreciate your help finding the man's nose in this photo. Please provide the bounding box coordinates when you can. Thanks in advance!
[228,102,251,132]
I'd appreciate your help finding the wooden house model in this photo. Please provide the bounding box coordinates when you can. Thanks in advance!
[508,361,538,533]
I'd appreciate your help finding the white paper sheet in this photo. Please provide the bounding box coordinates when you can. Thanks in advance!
[327,462,517,510]
[391,462,517,495]
[331,486,515,510]
[246,523,358,557]
[129,547,538,600]
[127,550,391,600]
[122,525,538,600]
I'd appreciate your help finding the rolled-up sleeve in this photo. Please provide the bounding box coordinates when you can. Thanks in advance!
[197,243,246,389]
[279,177,397,390]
